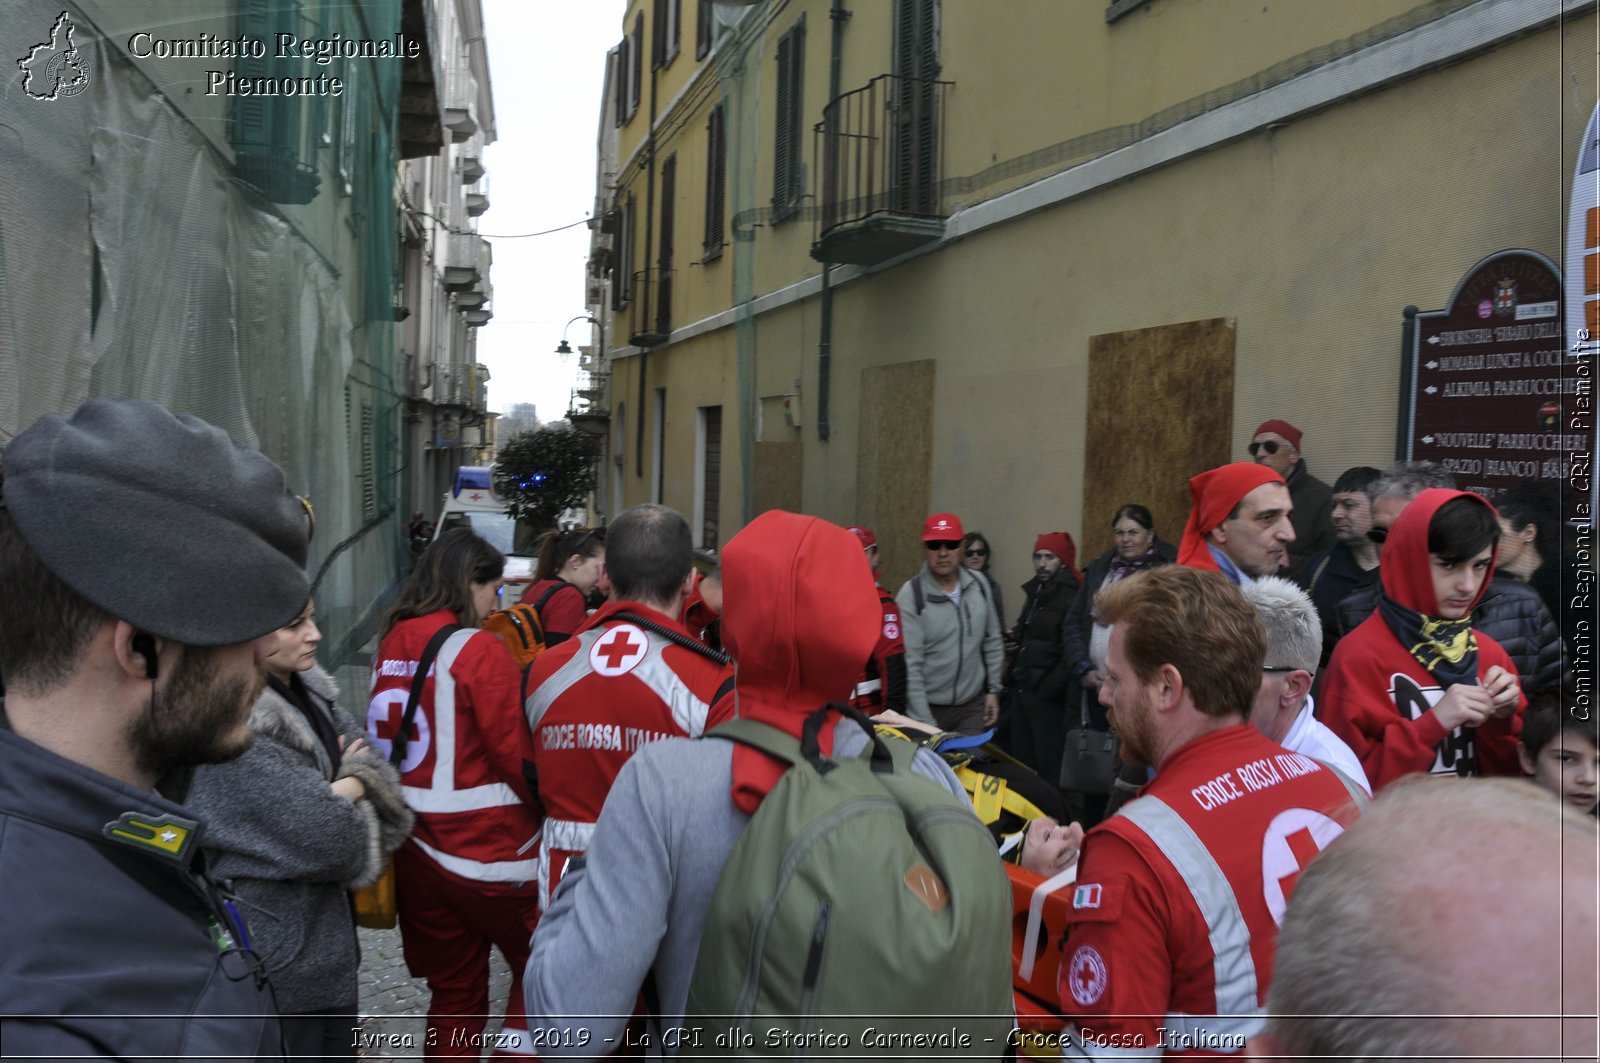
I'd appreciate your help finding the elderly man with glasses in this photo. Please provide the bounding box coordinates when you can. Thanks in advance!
[894,513,1006,734]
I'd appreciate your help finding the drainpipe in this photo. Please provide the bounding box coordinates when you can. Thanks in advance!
[816,0,848,443]
[637,26,660,479]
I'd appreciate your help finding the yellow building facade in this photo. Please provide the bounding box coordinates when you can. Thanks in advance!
[593,0,1595,594]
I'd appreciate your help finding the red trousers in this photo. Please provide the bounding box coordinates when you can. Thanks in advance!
[394,843,541,1060]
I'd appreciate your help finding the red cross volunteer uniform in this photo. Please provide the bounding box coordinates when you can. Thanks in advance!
[525,600,734,905]
[1057,725,1365,1060]
[367,609,543,1058]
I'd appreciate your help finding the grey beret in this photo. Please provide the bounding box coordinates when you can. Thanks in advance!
[3,398,310,645]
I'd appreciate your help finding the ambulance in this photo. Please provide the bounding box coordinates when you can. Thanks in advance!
[433,466,536,604]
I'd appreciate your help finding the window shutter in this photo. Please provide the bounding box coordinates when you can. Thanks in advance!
[653,0,667,68]
[631,15,644,114]
[696,0,713,59]
[613,41,628,126]
[703,104,725,255]
[772,18,805,220]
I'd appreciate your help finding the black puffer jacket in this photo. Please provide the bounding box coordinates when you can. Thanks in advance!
[1334,576,1567,696]
[1010,570,1080,702]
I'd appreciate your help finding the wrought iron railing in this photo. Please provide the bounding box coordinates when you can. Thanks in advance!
[628,266,672,347]
[814,74,952,241]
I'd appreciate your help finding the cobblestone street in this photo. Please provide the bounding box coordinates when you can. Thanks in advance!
[354,926,511,1060]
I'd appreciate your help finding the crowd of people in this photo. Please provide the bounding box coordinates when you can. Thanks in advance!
[1,400,1594,1062]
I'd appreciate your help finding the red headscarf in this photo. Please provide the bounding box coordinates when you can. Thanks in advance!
[721,511,882,814]
[1033,531,1082,584]
[1177,462,1286,571]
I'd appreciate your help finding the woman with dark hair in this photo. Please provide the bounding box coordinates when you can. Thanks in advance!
[1492,482,1569,630]
[961,530,1006,631]
[1059,504,1177,824]
[366,528,543,1058]
[190,596,413,1062]
[525,526,606,645]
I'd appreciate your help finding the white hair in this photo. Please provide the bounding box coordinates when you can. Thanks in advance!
[1238,576,1321,674]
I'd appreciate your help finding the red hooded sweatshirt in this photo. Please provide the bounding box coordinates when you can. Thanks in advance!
[1320,489,1524,790]
[720,511,884,813]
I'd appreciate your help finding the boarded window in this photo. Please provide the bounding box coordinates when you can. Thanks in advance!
[772,18,805,222]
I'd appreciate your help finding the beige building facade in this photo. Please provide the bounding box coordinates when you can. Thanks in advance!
[592,0,1594,595]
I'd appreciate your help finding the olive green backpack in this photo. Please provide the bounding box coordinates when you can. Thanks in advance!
[682,704,1014,1056]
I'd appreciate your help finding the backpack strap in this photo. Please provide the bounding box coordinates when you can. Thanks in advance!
[910,578,925,615]
[609,609,731,666]
[533,581,569,616]
[391,623,462,768]
[706,703,893,776]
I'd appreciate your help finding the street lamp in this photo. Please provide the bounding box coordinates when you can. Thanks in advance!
[555,314,597,361]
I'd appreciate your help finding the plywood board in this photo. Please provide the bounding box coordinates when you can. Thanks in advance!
[752,441,804,516]
[857,359,936,589]
[1084,320,1236,558]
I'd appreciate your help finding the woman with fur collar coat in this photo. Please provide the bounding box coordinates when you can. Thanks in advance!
[188,600,413,1061]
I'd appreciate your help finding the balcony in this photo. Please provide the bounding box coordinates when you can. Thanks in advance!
[567,365,612,437]
[432,360,489,412]
[443,233,487,291]
[465,177,490,217]
[627,266,672,348]
[811,74,952,267]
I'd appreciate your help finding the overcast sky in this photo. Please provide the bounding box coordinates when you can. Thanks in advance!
[476,1,625,422]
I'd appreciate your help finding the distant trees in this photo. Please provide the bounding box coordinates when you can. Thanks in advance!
[494,423,599,528]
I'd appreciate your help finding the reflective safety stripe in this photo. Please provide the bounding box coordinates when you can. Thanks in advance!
[526,624,712,737]
[414,836,541,884]
[853,678,882,697]
[1160,1011,1260,1049]
[401,782,521,814]
[1058,1030,1162,1061]
[539,817,596,906]
[543,817,595,852]
[1118,797,1262,1020]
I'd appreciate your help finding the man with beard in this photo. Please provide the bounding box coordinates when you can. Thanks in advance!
[1055,566,1366,1060]
[0,398,310,1060]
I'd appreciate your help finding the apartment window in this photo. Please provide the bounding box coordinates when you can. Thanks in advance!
[658,154,676,336]
[772,17,805,222]
[611,193,636,311]
[696,406,722,549]
[703,104,726,259]
[653,0,681,67]
[696,0,713,59]
[631,14,644,114]
[611,43,628,127]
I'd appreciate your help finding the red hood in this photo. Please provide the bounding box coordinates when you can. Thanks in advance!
[722,510,881,714]
[1380,488,1499,615]
[1178,462,1285,570]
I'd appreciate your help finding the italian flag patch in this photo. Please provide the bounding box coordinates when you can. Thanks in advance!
[1072,883,1102,909]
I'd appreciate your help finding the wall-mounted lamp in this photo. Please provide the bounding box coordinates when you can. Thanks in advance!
[555,314,598,361]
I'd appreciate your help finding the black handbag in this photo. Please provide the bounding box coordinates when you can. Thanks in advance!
[1060,690,1120,795]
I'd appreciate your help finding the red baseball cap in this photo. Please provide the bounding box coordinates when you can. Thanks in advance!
[922,513,965,542]
[846,525,877,549]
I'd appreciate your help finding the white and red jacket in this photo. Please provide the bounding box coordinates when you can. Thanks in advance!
[525,600,734,904]
[1058,725,1365,1060]
[367,610,542,884]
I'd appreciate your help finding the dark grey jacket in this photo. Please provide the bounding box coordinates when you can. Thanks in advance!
[1334,577,1567,696]
[0,719,283,1059]
[188,667,412,1012]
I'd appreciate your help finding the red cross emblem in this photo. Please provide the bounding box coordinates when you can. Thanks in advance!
[1064,944,1107,1006]
[589,623,648,677]
[1261,808,1346,924]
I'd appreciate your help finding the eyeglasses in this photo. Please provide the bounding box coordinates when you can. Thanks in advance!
[1366,527,1389,545]
[965,548,989,558]
[1262,665,1298,673]
[926,540,962,551]
[1248,440,1282,457]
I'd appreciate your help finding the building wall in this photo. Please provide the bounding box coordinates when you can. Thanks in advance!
[594,0,1594,597]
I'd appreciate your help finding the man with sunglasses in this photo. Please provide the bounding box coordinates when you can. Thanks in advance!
[895,513,1005,734]
[1249,420,1334,577]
